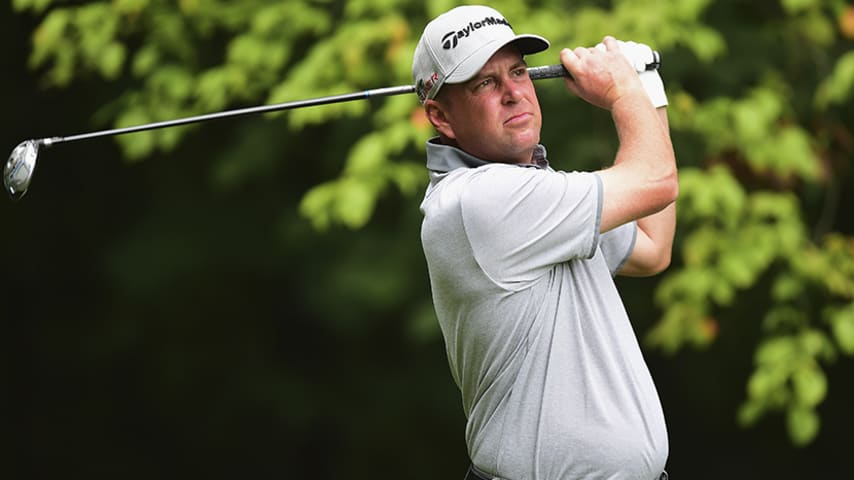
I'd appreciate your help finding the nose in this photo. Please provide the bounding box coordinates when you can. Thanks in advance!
[501,77,525,104]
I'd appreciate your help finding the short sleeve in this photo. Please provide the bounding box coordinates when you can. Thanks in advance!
[600,221,638,276]
[460,165,603,290]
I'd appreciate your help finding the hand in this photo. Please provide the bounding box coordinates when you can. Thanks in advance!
[560,36,647,111]
[596,39,668,108]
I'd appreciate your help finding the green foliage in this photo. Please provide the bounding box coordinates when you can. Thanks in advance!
[13,0,854,449]
[738,328,833,445]
[642,0,854,446]
[815,51,854,108]
[828,302,854,354]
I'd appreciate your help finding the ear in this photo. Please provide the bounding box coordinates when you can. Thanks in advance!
[424,99,456,140]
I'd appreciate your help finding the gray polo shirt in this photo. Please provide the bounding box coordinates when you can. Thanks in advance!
[420,139,668,480]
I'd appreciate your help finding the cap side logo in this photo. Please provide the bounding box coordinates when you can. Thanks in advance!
[416,72,440,102]
[440,16,512,50]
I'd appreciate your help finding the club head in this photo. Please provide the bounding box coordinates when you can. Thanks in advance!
[4,140,40,201]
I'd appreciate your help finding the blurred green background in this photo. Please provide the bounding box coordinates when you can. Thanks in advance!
[3,0,853,478]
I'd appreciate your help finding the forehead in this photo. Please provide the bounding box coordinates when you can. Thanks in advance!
[476,44,524,75]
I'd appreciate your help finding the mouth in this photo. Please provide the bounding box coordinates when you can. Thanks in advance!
[504,112,533,126]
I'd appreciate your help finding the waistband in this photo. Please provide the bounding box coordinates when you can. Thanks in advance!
[465,464,669,480]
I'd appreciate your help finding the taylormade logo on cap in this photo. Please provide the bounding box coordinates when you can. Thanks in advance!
[440,16,512,49]
[412,5,549,104]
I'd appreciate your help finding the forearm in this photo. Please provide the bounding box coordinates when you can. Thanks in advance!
[611,98,675,180]
[636,107,677,238]
[621,107,677,276]
[598,97,677,232]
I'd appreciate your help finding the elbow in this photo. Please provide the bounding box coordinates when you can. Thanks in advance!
[647,169,678,214]
[619,247,672,277]
[629,246,672,277]
[657,160,679,203]
[662,170,679,205]
[650,248,673,275]
[654,142,679,206]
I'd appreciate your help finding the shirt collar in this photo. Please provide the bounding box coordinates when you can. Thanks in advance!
[425,137,550,173]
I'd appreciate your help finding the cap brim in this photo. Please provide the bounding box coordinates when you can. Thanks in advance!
[445,34,550,84]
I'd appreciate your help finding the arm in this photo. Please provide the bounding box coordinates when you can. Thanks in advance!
[619,108,676,276]
[561,37,677,275]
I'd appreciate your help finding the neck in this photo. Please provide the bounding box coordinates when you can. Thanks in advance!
[436,135,534,164]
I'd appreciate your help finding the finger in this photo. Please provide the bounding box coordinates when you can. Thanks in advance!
[559,48,582,93]
[602,36,619,52]
[563,46,594,72]
[560,47,581,75]
[573,45,591,59]
[620,40,653,71]
[630,41,655,65]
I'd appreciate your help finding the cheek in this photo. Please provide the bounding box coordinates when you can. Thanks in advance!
[528,88,542,114]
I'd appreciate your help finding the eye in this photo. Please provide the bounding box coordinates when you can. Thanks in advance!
[475,78,494,91]
[512,67,528,77]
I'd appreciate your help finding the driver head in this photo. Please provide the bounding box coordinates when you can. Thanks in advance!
[4,140,40,201]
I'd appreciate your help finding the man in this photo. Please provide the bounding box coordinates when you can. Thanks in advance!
[413,5,676,480]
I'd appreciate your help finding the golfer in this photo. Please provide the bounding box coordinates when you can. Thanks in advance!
[414,5,676,480]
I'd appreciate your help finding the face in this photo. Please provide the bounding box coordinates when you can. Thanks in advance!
[426,45,542,164]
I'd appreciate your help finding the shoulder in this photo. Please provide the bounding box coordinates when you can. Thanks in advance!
[461,165,599,209]
[424,164,525,205]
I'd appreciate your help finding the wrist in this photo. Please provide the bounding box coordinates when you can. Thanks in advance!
[611,86,657,117]
[639,70,668,108]
[610,79,651,109]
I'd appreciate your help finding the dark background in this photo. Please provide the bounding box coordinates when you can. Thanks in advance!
[3,2,852,479]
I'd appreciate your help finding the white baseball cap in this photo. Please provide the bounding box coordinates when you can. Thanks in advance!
[412,5,550,104]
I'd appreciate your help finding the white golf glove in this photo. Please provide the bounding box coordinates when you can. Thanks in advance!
[597,39,668,108]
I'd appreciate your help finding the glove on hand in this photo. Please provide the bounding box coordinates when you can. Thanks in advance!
[597,39,668,108]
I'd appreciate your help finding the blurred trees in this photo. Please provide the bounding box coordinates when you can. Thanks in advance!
[5,0,854,477]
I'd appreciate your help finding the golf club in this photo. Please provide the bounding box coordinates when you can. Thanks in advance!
[5,55,660,201]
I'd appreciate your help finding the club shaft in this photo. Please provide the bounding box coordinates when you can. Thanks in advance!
[37,56,660,147]
[42,85,418,147]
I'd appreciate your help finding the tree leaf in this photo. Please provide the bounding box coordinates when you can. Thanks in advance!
[792,364,827,407]
[786,406,820,446]
[830,306,854,355]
